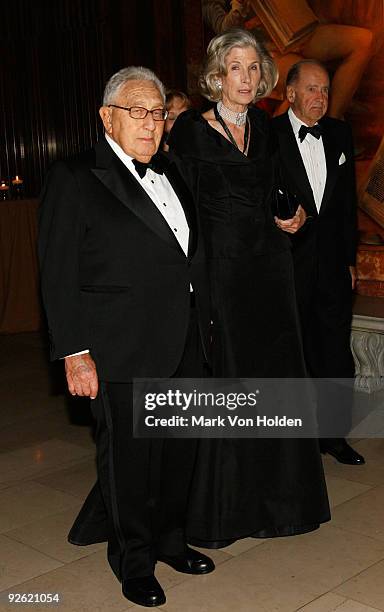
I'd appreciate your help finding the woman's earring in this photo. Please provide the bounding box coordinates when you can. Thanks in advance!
[216,80,222,90]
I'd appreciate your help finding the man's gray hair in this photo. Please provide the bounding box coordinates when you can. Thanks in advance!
[102,66,166,105]
[286,59,329,88]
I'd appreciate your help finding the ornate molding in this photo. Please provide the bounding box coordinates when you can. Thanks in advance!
[351,313,384,392]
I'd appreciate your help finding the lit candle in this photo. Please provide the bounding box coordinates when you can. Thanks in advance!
[0,180,9,200]
[12,175,23,185]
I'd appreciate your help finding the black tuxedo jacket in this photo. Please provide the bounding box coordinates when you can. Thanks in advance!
[272,112,357,295]
[38,139,210,382]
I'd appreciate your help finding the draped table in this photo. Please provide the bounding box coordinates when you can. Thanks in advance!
[0,198,41,333]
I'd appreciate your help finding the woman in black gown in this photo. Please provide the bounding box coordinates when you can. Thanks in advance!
[168,28,330,547]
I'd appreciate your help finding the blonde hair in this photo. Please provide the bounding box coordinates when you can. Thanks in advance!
[199,28,278,102]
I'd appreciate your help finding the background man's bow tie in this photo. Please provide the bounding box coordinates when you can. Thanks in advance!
[133,158,164,178]
[298,124,322,143]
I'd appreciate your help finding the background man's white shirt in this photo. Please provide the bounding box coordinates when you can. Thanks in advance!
[288,107,326,213]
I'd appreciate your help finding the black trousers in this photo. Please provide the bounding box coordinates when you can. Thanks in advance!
[296,268,354,439]
[69,304,207,579]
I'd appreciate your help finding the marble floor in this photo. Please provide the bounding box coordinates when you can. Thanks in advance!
[1,333,384,612]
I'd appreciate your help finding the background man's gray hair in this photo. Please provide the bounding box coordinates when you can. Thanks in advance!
[102,66,166,105]
[286,59,329,88]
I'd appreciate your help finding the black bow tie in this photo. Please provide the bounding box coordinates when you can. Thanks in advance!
[133,158,164,179]
[298,124,322,143]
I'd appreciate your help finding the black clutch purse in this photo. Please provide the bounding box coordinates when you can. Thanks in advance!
[272,186,298,220]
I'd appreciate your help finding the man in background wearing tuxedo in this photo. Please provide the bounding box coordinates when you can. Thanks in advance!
[38,66,214,608]
[273,60,365,466]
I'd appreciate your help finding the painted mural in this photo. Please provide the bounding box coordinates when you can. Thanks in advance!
[201,1,384,295]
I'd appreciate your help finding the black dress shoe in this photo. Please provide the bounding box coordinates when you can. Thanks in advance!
[122,575,166,607]
[158,546,215,574]
[320,439,365,465]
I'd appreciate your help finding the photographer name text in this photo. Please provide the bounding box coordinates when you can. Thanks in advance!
[144,415,302,428]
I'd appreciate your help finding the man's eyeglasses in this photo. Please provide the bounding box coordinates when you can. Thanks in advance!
[108,104,168,121]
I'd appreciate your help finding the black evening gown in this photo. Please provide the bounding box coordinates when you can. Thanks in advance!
[168,108,330,547]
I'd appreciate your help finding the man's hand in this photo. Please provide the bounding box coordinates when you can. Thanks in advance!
[349,265,357,290]
[275,205,307,234]
[65,353,99,399]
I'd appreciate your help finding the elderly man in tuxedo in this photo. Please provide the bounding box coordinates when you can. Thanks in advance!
[38,66,214,608]
[272,60,364,466]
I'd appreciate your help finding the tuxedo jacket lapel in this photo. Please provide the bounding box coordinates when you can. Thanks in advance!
[92,140,186,255]
[277,114,318,217]
[160,153,198,258]
[318,119,339,215]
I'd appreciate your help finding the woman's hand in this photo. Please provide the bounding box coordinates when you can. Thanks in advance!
[274,205,307,234]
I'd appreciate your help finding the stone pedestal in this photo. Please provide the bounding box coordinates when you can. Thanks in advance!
[351,296,384,392]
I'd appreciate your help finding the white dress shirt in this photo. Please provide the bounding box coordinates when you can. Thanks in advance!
[288,107,327,213]
[106,134,189,255]
[66,135,190,358]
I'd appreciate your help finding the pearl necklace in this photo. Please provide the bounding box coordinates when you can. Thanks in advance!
[217,101,247,126]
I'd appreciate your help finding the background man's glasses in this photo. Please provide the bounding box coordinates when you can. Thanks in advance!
[108,104,168,121]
